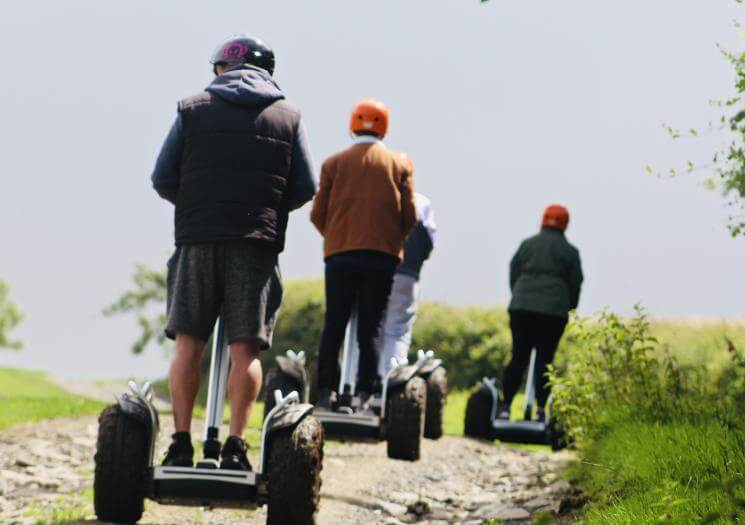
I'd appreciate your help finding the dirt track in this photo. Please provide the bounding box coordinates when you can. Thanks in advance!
[0,411,577,525]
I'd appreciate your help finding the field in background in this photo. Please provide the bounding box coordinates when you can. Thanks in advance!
[650,318,745,369]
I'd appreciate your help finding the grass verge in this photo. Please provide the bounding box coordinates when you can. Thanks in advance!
[0,367,104,430]
[572,418,745,524]
[549,309,745,524]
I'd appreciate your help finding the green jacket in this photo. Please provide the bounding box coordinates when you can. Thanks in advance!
[508,227,583,319]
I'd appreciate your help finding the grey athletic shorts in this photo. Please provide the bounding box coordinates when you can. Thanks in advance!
[165,242,282,349]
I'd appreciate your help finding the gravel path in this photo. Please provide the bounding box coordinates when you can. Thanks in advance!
[0,414,577,524]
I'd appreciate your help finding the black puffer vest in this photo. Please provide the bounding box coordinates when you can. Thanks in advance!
[175,92,300,251]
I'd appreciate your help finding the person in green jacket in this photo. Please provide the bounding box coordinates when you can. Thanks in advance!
[498,204,583,420]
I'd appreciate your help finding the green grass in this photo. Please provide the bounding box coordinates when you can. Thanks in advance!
[444,390,468,436]
[554,311,745,524]
[25,488,93,524]
[573,418,745,524]
[0,367,104,429]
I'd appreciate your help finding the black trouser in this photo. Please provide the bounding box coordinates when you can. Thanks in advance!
[316,254,396,393]
[501,310,567,410]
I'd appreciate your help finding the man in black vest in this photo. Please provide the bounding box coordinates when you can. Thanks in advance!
[151,35,316,470]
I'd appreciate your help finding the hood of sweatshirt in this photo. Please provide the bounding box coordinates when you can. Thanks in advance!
[205,65,285,107]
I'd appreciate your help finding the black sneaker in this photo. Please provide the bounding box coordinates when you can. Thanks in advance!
[162,432,194,467]
[316,388,335,411]
[535,409,547,423]
[220,435,252,471]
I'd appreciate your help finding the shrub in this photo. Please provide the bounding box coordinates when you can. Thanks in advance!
[270,282,516,390]
[0,280,23,350]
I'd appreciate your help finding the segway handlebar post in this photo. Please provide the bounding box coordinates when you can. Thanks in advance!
[203,318,230,457]
[338,304,360,397]
[523,349,537,421]
[380,356,407,419]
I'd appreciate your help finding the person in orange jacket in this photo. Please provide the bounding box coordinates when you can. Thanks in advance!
[311,99,418,412]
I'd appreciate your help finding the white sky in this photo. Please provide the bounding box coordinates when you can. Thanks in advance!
[1,0,744,378]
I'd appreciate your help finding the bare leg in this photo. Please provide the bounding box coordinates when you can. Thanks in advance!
[169,333,207,433]
[227,339,263,437]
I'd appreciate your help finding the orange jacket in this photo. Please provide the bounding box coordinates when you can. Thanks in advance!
[310,140,418,261]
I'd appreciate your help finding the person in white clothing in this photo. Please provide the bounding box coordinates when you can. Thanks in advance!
[377,193,437,378]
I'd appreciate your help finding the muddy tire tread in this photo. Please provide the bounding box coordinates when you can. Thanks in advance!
[94,404,149,524]
[386,376,426,461]
[424,367,448,440]
[266,416,324,525]
[464,386,493,440]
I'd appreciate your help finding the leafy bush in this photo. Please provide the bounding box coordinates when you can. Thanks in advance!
[549,308,693,446]
[0,280,23,350]
[103,264,167,354]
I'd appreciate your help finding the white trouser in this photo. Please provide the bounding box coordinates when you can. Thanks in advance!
[377,273,419,377]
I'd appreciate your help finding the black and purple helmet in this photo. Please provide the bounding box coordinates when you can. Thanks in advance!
[210,35,275,76]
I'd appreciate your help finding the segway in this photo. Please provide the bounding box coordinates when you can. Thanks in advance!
[93,319,324,524]
[464,349,565,450]
[263,306,435,461]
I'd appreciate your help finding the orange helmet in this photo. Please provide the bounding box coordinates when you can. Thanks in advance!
[542,204,570,231]
[349,99,389,138]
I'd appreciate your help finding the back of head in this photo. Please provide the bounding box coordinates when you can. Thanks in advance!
[542,204,570,232]
[349,99,389,138]
[210,35,276,76]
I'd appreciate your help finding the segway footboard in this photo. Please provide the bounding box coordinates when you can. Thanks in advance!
[150,391,317,511]
[491,420,550,445]
[315,411,382,439]
[151,467,260,509]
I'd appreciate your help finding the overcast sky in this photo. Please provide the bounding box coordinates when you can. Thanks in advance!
[1,0,744,378]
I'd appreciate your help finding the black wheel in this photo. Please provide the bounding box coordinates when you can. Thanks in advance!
[464,385,493,440]
[424,367,448,440]
[307,360,319,404]
[263,368,304,420]
[548,420,567,451]
[266,416,324,525]
[386,376,426,461]
[94,404,149,524]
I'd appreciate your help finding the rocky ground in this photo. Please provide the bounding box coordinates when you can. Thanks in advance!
[0,411,579,525]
